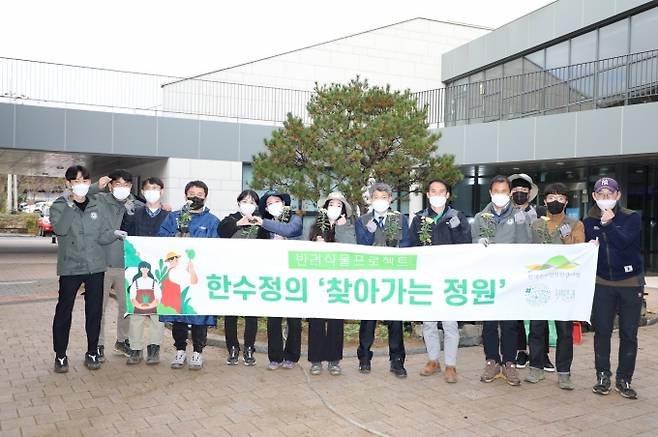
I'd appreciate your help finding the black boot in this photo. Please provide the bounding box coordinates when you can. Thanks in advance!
[126,349,143,365]
[146,344,160,365]
[390,359,407,378]
[226,346,240,365]
[243,346,256,366]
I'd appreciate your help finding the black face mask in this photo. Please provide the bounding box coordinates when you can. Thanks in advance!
[512,191,529,205]
[187,196,205,210]
[546,200,566,215]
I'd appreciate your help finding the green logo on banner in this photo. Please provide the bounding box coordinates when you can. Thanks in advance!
[527,255,579,271]
[288,251,417,270]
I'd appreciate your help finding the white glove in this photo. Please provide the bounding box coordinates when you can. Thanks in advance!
[513,211,526,224]
[114,230,128,240]
[366,219,378,233]
[478,237,490,247]
[448,216,460,229]
[559,223,572,238]
[526,208,538,223]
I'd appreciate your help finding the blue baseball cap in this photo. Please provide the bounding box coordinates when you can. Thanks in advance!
[594,177,619,193]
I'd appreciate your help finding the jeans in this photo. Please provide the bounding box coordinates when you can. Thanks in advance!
[529,320,573,373]
[357,320,405,363]
[482,320,517,364]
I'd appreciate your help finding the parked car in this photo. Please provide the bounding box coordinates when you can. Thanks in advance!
[37,208,56,244]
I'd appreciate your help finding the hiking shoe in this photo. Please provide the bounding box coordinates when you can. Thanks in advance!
[502,362,521,386]
[558,373,575,390]
[359,360,371,374]
[543,355,556,372]
[189,352,203,370]
[592,371,611,395]
[524,367,545,384]
[390,359,407,378]
[226,346,240,365]
[171,350,187,369]
[114,339,130,357]
[282,360,296,369]
[97,345,106,363]
[310,362,322,375]
[514,350,528,369]
[615,379,638,399]
[328,361,342,376]
[480,360,501,383]
[268,361,282,370]
[146,344,160,365]
[84,353,101,370]
[444,366,458,384]
[126,349,143,365]
[243,346,256,366]
[54,356,69,373]
[420,360,441,376]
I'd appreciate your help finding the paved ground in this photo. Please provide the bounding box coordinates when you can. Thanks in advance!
[2,236,658,437]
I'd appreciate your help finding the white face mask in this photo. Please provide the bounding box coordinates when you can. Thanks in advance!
[267,201,284,218]
[239,202,257,217]
[491,193,510,208]
[429,195,447,208]
[112,186,131,201]
[371,199,390,213]
[143,190,161,204]
[71,183,90,197]
[327,205,343,221]
[596,199,617,211]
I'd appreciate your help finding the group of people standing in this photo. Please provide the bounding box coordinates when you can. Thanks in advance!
[50,164,645,400]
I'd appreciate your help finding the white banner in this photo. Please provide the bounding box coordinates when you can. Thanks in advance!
[123,237,599,321]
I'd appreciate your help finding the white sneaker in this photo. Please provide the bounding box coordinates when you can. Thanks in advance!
[189,352,203,370]
[171,350,186,369]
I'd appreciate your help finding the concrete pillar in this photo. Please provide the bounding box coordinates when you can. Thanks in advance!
[12,174,18,210]
[6,174,11,213]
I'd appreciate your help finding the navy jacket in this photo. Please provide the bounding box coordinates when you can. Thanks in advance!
[409,207,471,247]
[355,210,411,247]
[583,205,644,282]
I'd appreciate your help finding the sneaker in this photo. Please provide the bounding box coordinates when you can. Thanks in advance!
[558,373,575,390]
[310,362,322,375]
[189,352,203,370]
[358,360,371,374]
[114,339,130,357]
[543,355,556,372]
[524,367,545,384]
[444,366,458,384]
[514,350,528,369]
[268,361,282,370]
[480,360,501,383]
[615,379,638,399]
[243,346,256,366]
[171,350,187,369]
[126,349,143,365]
[54,356,69,373]
[502,362,521,386]
[226,346,240,366]
[97,345,106,363]
[84,353,101,370]
[146,344,160,365]
[282,360,296,369]
[592,371,611,395]
[328,361,342,376]
[390,359,407,378]
[420,360,441,377]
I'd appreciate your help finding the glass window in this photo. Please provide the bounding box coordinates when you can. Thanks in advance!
[485,65,503,80]
[504,58,523,77]
[599,18,629,59]
[546,41,569,69]
[631,7,658,53]
[523,49,544,73]
[570,30,597,64]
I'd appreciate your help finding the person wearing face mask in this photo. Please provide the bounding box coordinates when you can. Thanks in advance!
[471,175,530,387]
[355,182,411,378]
[218,190,266,367]
[307,192,356,376]
[584,178,644,400]
[525,183,585,390]
[119,177,170,366]
[252,189,303,370]
[90,169,144,362]
[409,179,471,383]
[159,180,220,370]
[51,165,119,373]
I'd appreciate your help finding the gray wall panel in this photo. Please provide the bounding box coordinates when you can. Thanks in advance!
[464,122,498,163]
[498,117,535,162]
[66,109,112,153]
[113,113,157,156]
[534,112,576,160]
[554,0,584,37]
[507,19,529,56]
[158,118,199,159]
[435,126,464,163]
[0,103,13,148]
[238,124,276,161]
[583,0,616,23]
[15,105,65,151]
[622,104,658,154]
[199,120,240,161]
[576,107,622,157]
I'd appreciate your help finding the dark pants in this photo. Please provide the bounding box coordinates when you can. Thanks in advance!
[53,272,105,357]
[267,317,302,363]
[224,316,257,350]
[482,320,518,364]
[517,320,527,351]
[592,284,643,382]
[529,320,573,372]
[172,322,208,353]
[357,320,405,363]
[308,318,344,363]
